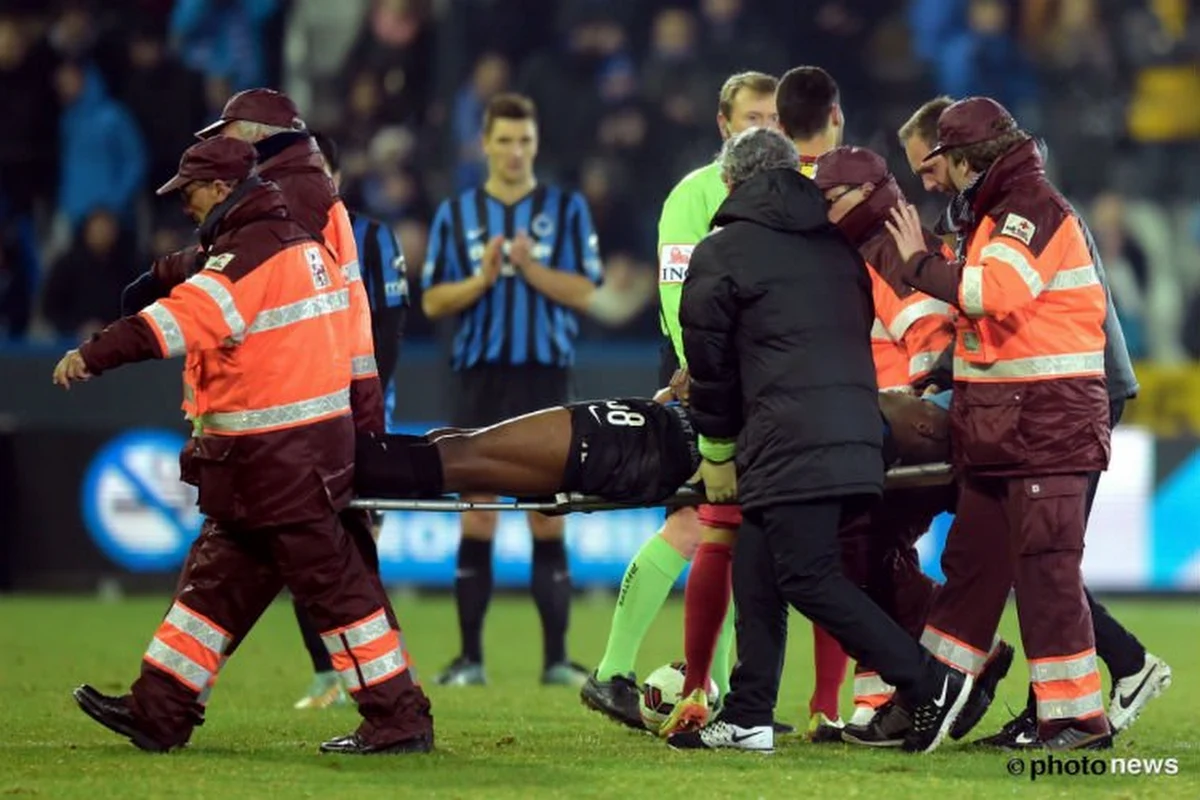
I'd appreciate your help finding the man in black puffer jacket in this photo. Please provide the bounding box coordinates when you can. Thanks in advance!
[669,127,972,755]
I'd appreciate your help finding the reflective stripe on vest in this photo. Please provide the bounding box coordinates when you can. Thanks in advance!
[1030,649,1105,721]
[142,602,231,693]
[921,625,988,676]
[960,265,985,318]
[963,260,1101,316]
[144,302,186,358]
[344,259,362,283]
[321,609,407,693]
[953,351,1104,381]
[871,318,891,341]
[247,288,350,334]
[909,350,940,378]
[889,298,950,341]
[189,273,247,342]
[1045,264,1100,292]
[198,387,351,434]
[351,354,378,378]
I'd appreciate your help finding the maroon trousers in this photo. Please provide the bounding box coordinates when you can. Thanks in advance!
[130,514,432,748]
[840,487,947,706]
[922,473,1108,737]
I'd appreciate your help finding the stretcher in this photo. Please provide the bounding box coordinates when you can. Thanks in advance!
[348,462,953,514]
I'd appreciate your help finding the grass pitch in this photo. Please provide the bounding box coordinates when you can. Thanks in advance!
[1,594,1196,799]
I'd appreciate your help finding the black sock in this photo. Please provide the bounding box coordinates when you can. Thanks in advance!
[355,433,444,497]
[293,597,333,673]
[531,538,571,670]
[455,538,493,663]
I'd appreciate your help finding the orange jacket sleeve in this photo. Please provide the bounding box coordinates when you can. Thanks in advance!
[80,267,268,374]
[326,200,386,433]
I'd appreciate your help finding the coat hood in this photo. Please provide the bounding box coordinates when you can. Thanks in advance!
[711,168,832,234]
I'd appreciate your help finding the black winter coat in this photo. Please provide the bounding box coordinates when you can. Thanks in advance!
[680,168,884,511]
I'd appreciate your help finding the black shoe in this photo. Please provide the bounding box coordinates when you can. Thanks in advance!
[1044,727,1113,751]
[73,685,173,753]
[319,731,433,755]
[842,702,911,747]
[580,671,645,731]
[971,705,1039,749]
[772,720,795,735]
[950,641,1015,740]
[901,663,973,753]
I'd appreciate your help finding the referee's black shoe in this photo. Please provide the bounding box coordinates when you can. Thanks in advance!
[901,663,973,753]
[73,685,173,752]
[580,671,645,731]
[951,640,1015,740]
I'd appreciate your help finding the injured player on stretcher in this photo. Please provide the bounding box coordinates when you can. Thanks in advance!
[353,383,952,507]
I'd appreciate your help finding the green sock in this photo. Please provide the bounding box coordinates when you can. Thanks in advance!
[710,596,736,699]
[595,530,688,680]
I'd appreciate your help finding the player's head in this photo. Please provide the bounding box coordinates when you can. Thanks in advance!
[482,93,538,186]
[312,130,342,190]
[775,66,842,151]
[717,71,779,140]
[813,146,894,225]
[924,96,1027,192]
[195,88,306,143]
[898,96,955,194]
[157,137,258,224]
[718,127,799,192]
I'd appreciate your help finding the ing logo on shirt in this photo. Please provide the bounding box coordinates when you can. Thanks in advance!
[659,244,694,284]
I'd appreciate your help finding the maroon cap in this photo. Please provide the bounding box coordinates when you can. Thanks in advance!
[924,96,1017,160]
[195,88,305,139]
[156,137,258,195]
[813,146,890,190]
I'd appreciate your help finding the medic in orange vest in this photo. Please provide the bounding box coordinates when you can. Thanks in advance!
[885,97,1112,750]
[53,137,434,756]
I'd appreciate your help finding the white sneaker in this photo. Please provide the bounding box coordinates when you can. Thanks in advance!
[1109,653,1172,733]
[666,719,775,753]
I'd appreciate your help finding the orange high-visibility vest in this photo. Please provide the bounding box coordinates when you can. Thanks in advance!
[325,199,378,383]
[953,213,1106,383]
[867,266,954,391]
[140,241,352,435]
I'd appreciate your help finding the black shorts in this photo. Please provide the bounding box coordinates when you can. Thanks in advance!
[452,365,571,428]
[561,398,700,506]
[658,336,681,388]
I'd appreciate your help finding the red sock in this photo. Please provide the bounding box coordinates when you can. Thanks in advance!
[810,624,849,719]
[681,542,732,696]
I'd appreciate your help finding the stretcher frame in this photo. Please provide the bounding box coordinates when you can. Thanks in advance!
[349,462,953,514]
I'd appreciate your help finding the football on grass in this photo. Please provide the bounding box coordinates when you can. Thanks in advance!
[639,661,719,733]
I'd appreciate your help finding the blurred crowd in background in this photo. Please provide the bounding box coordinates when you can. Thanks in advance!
[1,0,1199,361]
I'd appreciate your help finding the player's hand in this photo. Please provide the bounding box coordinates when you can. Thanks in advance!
[885,203,928,263]
[699,458,737,503]
[669,368,691,405]
[480,235,504,285]
[652,385,673,404]
[509,232,534,271]
[52,349,92,389]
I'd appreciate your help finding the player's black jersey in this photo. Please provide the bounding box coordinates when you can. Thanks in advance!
[562,398,700,505]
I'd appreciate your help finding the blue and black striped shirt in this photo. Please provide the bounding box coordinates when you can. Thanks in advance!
[422,184,602,371]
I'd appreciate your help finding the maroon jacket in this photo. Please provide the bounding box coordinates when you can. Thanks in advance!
[898,140,1110,477]
[256,132,385,433]
[80,179,356,526]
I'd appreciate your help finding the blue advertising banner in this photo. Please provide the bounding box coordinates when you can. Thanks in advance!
[55,425,1197,592]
